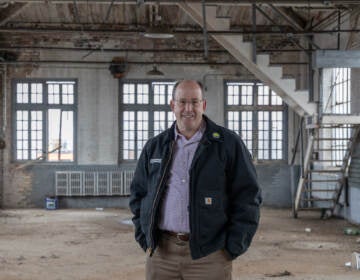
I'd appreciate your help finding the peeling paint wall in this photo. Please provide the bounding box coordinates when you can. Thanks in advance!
[2,65,39,208]
[1,59,299,208]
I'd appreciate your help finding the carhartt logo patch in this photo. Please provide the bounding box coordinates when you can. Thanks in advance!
[212,132,220,139]
[150,158,162,164]
[204,197,213,205]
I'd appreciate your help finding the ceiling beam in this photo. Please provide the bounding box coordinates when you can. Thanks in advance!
[0,46,228,53]
[1,26,360,35]
[314,50,360,68]
[2,0,358,7]
[268,5,306,30]
[0,60,244,66]
[0,3,29,26]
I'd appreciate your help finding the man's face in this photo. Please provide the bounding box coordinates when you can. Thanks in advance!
[170,81,206,137]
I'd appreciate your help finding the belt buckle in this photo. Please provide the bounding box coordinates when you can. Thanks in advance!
[176,232,188,242]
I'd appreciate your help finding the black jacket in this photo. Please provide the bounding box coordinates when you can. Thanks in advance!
[129,116,262,260]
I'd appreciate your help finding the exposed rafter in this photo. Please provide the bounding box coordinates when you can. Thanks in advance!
[2,0,360,7]
[268,5,306,30]
[0,2,29,26]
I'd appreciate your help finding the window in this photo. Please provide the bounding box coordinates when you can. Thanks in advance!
[330,68,350,114]
[330,68,351,166]
[225,81,286,160]
[13,80,76,162]
[120,81,176,160]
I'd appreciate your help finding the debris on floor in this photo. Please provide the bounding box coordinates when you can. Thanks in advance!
[265,270,292,277]
[351,252,360,270]
[344,227,360,235]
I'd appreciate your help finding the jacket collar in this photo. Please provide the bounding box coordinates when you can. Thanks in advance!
[202,115,224,143]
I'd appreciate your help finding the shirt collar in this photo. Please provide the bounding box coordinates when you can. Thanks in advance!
[174,119,206,142]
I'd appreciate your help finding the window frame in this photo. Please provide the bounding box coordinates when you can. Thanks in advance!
[12,78,78,163]
[329,68,351,166]
[118,79,176,162]
[224,80,288,162]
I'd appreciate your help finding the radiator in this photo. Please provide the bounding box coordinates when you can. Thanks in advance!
[55,170,135,196]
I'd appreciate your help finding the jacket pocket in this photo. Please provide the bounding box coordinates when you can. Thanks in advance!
[198,191,227,246]
[199,191,222,210]
[200,233,226,255]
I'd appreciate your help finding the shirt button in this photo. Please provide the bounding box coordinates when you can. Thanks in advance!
[181,179,186,183]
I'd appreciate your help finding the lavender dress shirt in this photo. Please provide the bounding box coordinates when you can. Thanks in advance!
[158,121,206,233]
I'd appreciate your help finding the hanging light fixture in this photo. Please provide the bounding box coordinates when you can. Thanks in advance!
[146,65,164,76]
[143,2,174,39]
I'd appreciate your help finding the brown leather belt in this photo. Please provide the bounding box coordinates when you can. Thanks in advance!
[162,230,190,242]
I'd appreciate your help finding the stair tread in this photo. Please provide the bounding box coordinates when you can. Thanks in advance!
[318,125,356,128]
[300,198,335,201]
[309,169,343,173]
[314,137,353,140]
[302,189,338,192]
[298,207,332,211]
[310,159,345,162]
[313,149,349,151]
[304,179,342,182]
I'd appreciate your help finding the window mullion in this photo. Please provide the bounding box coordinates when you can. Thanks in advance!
[42,109,47,161]
[149,81,154,139]
[253,84,258,160]
[26,110,31,160]
[269,111,272,160]
[44,81,48,161]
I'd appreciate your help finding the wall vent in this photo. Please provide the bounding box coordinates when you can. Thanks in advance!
[55,170,134,196]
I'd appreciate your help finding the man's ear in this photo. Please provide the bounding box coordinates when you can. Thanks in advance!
[170,99,175,111]
[202,99,207,110]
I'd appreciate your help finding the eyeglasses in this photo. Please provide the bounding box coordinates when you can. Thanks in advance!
[174,99,203,108]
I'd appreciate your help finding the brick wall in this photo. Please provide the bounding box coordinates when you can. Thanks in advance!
[3,167,34,208]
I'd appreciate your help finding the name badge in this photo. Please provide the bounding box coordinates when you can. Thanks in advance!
[150,158,162,164]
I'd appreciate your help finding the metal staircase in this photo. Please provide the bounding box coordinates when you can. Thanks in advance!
[293,124,360,218]
[178,3,360,218]
[178,2,316,117]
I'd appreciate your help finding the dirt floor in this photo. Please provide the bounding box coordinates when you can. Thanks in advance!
[0,207,359,280]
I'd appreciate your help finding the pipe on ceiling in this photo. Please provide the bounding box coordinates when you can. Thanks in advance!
[3,1,360,7]
[0,60,309,66]
[1,27,360,35]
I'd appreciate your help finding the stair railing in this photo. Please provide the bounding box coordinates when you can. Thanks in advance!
[333,125,360,207]
[294,134,315,217]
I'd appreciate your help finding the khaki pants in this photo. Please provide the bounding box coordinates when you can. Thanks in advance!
[146,233,232,280]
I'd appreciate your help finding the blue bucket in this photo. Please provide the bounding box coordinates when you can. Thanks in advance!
[45,197,58,210]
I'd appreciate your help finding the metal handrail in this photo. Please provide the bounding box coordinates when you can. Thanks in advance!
[294,134,314,215]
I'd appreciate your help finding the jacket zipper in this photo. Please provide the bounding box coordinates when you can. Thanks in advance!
[148,140,175,256]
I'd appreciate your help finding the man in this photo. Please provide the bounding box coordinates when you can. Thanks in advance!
[129,80,261,280]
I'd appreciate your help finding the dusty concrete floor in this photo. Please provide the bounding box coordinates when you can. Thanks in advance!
[0,207,359,280]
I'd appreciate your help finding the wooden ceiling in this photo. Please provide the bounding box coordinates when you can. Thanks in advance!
[1,1,360,64]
